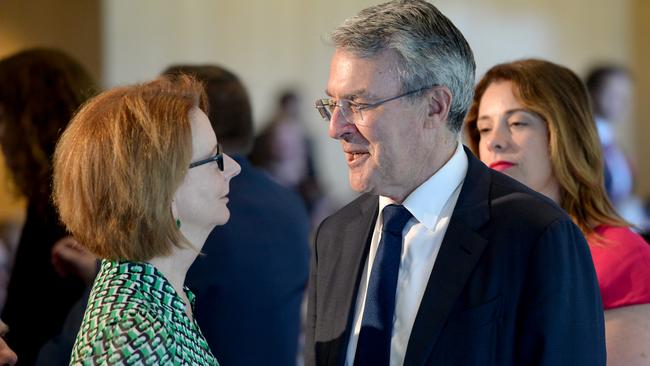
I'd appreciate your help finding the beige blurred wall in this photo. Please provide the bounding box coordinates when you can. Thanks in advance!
[103,0,636,202]
[0,0,101,225]
[0,0,102,80]
[102,0,381,202]
[0,1,643,206]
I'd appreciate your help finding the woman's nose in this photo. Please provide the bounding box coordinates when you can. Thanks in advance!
[486,126,510,152]
[223,154,241,179]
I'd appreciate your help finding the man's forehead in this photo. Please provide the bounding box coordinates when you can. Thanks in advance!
[326,49,400,99]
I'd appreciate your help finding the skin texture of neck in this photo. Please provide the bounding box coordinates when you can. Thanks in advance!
[539,184,561,207]
[147,225,210,320]
[386,135,458,204]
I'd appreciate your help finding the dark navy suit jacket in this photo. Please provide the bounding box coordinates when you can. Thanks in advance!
[305,148,605,366]
[36,156,310,366]
[188,156,310,366]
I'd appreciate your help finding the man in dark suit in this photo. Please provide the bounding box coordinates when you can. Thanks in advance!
[306,1,605,365]
[36,65,310,366]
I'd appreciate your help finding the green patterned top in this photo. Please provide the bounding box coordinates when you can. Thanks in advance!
[70,260,219,365]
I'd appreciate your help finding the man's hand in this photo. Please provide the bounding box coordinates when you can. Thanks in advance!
[0,320,17,366]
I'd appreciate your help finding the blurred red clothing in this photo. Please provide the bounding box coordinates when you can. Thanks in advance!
[589,225,650,310]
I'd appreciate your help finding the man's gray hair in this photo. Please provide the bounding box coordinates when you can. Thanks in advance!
[331,0,475,133]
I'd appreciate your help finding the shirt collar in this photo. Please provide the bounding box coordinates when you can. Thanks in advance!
[595,116,613,145]
[379,142,467,230]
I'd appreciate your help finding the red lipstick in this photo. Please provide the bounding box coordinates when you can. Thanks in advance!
[489,161,515,172]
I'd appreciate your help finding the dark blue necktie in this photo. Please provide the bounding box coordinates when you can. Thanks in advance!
[354,204,413,366]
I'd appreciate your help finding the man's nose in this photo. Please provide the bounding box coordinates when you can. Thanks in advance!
[328,107,356,140]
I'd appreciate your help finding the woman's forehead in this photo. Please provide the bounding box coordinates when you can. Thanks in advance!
[189,107,217,152]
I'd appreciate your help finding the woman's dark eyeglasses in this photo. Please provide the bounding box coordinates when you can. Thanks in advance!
[189,143,223,171]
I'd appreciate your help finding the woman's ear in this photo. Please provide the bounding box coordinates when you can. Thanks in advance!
[424,85,453,128]
[171,197,179,221]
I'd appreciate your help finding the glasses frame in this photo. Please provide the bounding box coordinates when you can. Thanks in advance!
[189,143,224,171]
[315,86,431,125]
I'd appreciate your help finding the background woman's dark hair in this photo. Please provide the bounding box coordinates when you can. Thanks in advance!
[584,64,631,118]
[0,48,96,212]
[585,65,630,97]
[162,64,254,155]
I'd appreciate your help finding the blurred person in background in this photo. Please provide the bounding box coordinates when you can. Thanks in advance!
[253,91,309,189]
[0,237,13,310]
[465,58,650,366]
[0,48,95,364]
[585,65,650,232]
[250,91,336,231]
[55,75,239,364]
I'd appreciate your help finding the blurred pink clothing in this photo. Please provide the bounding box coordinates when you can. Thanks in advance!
[589,225,650,310]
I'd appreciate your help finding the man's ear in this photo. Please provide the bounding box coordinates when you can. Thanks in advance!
[423,85,453,129]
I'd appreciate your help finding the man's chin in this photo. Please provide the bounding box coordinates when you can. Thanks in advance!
[348,173,372,194]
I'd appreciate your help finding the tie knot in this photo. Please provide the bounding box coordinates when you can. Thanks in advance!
[381,204,412,235]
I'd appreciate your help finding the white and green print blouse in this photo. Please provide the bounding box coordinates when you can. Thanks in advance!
[70,260,219,365]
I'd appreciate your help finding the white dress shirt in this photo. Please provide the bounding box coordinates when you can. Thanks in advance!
[596,117,633,202]
[345,142,468,366]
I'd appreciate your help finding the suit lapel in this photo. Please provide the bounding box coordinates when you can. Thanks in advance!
[326,194,378,366]
[404,148,492,365]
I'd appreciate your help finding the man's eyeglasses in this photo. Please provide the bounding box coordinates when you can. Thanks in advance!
[314,86,431,126]
[189,143,224,171]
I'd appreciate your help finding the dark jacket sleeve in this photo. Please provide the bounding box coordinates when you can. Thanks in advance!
[516,218,606,365]
[35,287,91,365]
[304,219,323,366]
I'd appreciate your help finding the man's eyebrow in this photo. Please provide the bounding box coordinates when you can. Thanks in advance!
[324,88,368,101]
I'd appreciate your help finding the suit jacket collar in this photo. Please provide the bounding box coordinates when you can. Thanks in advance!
[328,193,378,365]
[404,147,491,365]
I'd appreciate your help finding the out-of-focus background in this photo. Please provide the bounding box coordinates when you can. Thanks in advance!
[1,0,648,242]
